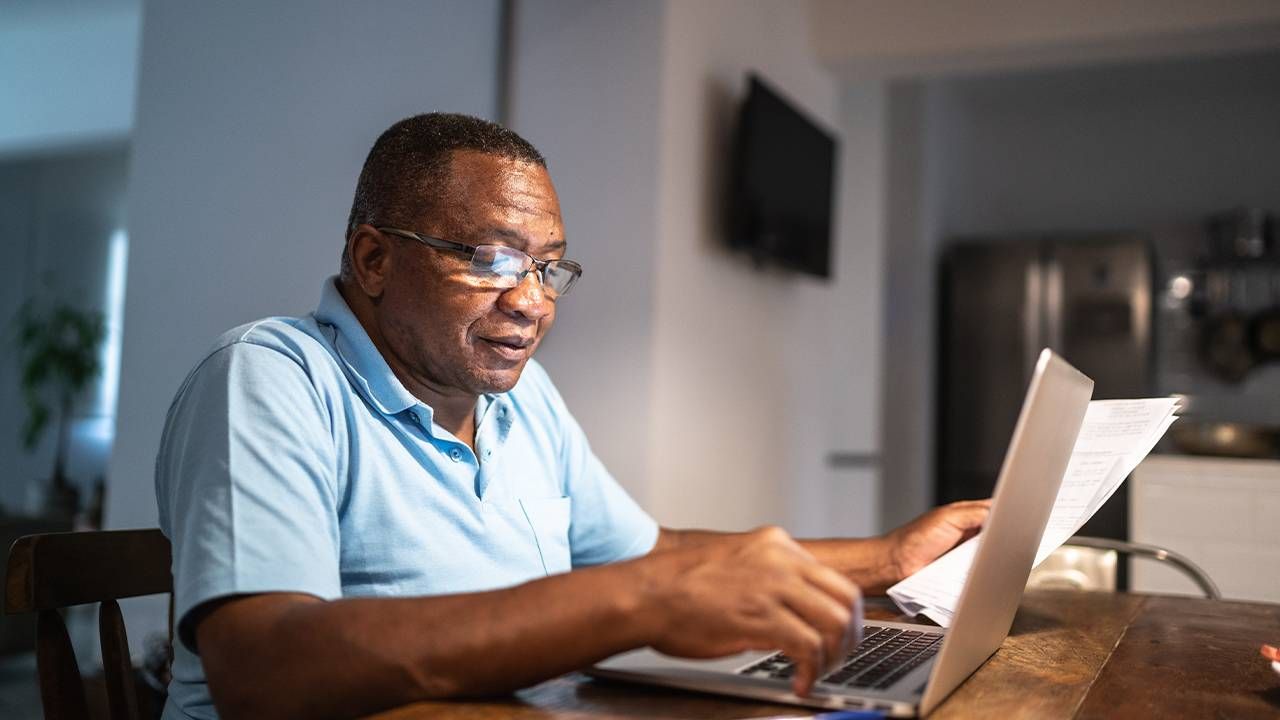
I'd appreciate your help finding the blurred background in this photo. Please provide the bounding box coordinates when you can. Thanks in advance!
[3,0,1280,716]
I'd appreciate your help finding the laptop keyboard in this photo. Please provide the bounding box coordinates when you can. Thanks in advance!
[737,626,943,690]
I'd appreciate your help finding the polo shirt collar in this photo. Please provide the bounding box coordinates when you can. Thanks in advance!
[314,276,420,418]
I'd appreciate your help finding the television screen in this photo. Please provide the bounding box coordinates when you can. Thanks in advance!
[728,74,837,278]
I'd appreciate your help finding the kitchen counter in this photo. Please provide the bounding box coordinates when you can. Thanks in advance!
[1132,454,1280,602]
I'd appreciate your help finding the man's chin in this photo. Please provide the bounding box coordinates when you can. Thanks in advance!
[468,363,527,395]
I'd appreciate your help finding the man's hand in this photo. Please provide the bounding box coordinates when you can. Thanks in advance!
[883,500,992,579]
[642,526,863,697]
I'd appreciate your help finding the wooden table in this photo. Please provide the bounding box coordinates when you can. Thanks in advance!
[369,590,1280,719]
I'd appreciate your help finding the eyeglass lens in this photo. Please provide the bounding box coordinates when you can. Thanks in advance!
[470,245,579,297]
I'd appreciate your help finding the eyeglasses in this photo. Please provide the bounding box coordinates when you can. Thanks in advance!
[377,227,582,299]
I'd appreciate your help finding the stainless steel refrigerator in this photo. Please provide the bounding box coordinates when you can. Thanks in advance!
[937,235,1153,559]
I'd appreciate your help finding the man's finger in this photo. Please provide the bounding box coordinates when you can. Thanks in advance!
[946,504,991,531]
[845,588,865,658]
[759,608,825,697]
[799,563,864,656]
[779,583,851,677]
[946,499,992,512]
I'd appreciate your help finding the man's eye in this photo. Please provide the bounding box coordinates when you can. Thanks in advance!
[489,254,525,274]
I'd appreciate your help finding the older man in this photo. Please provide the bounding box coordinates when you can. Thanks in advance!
[156,113,988,720]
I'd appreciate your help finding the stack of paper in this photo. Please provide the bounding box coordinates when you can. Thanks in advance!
[887,398,1180,626]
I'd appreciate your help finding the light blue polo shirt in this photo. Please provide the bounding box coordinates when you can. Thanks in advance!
[155,277,657,720]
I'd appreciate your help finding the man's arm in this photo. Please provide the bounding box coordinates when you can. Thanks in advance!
[652,500,992,594]
[198,526,861,720]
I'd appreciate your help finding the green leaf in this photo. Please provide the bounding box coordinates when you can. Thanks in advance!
[11,300,106,451]
[21,398,49,451]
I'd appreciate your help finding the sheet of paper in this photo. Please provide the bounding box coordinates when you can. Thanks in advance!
[1034,399,1180,564]
[887,397,1179,627]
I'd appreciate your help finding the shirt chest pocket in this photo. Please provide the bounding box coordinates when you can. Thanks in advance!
[518,496,572,576]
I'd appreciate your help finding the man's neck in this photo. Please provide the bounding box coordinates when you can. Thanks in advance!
[420,393,477,449]
[337,278,479,449]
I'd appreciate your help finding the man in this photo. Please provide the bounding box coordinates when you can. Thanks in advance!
[156,113,989,720]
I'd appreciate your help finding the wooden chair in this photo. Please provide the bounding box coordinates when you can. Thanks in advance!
[4,529,172,720]
[0,516,73,658]
[1029,535,1222,598]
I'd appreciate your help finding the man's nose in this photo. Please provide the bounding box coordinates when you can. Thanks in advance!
[497,271,553,320]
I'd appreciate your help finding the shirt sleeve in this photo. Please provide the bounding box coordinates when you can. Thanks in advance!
[155,340,342,652]
[525,363,658,566]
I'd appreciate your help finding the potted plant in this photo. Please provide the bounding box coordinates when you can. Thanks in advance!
[13,300,104,520]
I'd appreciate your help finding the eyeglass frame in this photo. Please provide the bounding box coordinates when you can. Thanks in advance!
[375,226,583,298]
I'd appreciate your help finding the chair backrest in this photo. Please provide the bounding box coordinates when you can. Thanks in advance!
[1063,535,1221,598]
[4,529,173,720]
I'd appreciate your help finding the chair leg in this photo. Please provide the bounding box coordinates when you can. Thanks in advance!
[99,599,141,720]
[36,608,90,720]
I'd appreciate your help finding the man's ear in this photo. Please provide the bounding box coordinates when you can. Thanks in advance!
[347,224,393,299]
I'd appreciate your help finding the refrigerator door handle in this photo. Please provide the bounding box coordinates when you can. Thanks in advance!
[1045,250,1065,353]
[1024,257,1044,382]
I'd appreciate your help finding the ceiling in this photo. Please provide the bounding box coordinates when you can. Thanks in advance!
[808,0,1280,81]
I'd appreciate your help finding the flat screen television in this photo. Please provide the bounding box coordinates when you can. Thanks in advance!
[728,74,837,278]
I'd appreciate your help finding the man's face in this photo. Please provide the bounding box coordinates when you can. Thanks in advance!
[376,150,565,397]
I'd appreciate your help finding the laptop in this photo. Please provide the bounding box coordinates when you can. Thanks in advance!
[591,349,1093,717]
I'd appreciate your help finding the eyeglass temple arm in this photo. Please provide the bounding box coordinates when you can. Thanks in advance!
[378,228,476,256]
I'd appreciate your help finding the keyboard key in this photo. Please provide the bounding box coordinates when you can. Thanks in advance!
[741,627,944,692]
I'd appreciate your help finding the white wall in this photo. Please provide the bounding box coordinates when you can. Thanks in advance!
[648,0,878,536]
[804,82,886,537]
[879,81,950,530]
[109,0,502,532]
[107,0,502,653]
[505,0,666,504]
[509,1,886,538]
[0,1,139,157]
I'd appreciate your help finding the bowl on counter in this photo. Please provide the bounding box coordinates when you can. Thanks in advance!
[1170,420,1280,458]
